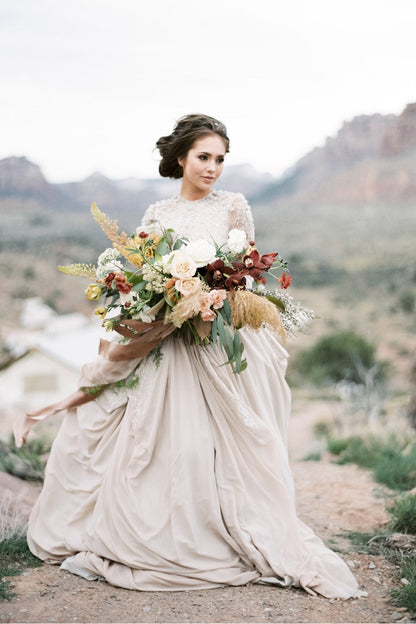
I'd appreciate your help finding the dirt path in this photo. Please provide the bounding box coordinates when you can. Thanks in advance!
[0,403,412,623]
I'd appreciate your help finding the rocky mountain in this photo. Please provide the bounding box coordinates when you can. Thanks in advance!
[0,156,59,201]
[0,156,273,215]
[2,102,416,214]
[254,102,416,206]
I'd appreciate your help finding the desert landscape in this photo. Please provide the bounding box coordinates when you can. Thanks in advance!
[1,102,416,622]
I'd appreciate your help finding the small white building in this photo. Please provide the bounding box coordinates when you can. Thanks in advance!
[0,299,107,441]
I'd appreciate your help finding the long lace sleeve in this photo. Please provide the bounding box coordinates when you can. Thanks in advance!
[229,193,255,241]
[141,203,157,227]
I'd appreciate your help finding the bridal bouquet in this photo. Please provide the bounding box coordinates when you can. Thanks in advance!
[60,203,295,373]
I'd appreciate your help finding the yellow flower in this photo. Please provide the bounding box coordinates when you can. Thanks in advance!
[149,233,161,246]
[144,247,154,260]
[85,284,103,300]
[58,263,97,278]
[94,306,107,318]
[102,319,114,332]
[134,235,145,247]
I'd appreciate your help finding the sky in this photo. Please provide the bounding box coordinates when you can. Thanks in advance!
[1,0,416,182]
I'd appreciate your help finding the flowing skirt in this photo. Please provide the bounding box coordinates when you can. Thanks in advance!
[27,328,364,598]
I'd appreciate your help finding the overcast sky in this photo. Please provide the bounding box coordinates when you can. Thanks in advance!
[1,0,416,182]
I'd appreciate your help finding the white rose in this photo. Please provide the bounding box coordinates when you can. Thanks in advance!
[159,244,185,271]
[227,229,248,254]
[184,239,217,268]
[169,250,197,279]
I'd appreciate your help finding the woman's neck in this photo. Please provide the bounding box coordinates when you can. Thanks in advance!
[179,181,213,202]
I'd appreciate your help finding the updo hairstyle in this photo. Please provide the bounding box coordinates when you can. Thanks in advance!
[156,114,230,179]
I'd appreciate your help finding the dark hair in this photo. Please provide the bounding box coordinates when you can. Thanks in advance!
[156,114,230,179]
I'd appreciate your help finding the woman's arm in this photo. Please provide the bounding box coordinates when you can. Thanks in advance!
[228,193,255,241]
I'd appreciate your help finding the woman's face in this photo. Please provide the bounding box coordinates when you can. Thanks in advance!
[178,134,227,199]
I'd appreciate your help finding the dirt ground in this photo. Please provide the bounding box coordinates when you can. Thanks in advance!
[0,402,414,623]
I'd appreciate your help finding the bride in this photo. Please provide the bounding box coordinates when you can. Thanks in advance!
[25,113,364,598]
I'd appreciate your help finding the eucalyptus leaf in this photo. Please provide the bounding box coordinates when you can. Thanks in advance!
[132,281,146,291]
[155,240,170,256]
[164,230,173,247]
[222,299,232,324]
[211,316,218,346]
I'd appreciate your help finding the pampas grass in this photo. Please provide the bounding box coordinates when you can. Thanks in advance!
[227,290,286,342]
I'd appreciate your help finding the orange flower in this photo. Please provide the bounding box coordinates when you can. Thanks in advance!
[279,272,292,289]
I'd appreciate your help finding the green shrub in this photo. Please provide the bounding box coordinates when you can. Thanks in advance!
[313,421,332,439]
[0,435,51,482]
[392,557,416,614]
[0,533,42,600]
[399,290,415,314]
[295,330,381,385]
[374,448,416,491]
[388,495,416,534]
[327,435,416,491]
[302,452,322,462]
[333,435,387,469]
[327,437,349,455]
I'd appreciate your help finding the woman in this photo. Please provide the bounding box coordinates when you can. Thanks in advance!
[26,114,364,598]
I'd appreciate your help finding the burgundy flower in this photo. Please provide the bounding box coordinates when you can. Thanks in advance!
[104,272,116,288]
[205,259,242,289]
[230,249,278,285]
[114,273,133,294]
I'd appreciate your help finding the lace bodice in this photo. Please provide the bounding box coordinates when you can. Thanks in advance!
[141,190,255,244]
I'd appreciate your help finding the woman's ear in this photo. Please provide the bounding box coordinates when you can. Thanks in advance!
[177,156,185,168]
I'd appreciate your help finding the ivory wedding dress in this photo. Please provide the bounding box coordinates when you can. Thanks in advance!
[27,190,364,598]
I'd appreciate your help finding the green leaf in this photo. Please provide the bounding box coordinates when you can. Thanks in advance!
[222,324,234,355]
[124,271,143,285]
[211,315,218,346]
[173,238,185,250]
[265,294,286,312]
[155,240,170,256]
[233,334,242,372]
[132,281,146,291]
[164,229,173,247]
[222,299,232,324]
[163,291,174,307]
[238,359,248,372]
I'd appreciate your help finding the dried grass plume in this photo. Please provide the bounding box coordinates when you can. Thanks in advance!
[227,290,286,343]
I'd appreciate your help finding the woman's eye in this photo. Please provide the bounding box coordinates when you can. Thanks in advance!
[198,155,208,160]
[217,157,224,164]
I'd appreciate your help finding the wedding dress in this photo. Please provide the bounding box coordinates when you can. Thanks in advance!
[27,190,364,598]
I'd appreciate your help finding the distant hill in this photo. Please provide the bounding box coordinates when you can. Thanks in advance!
[2,103,416,212]
[0,156,273,215]
[254,102,416,206]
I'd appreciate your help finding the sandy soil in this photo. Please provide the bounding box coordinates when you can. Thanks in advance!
[0,403,413,623]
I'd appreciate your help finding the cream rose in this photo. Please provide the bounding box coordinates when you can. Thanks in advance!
[209,289,227,310]
[200,308,216,322]
[175,278,202,296]
[199,292,212,312]
[227,228,248,254]
[184,239,217,268]
[169,250,197,279]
